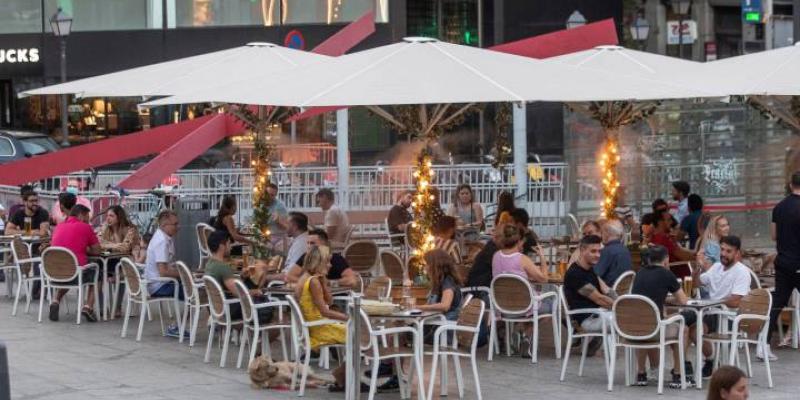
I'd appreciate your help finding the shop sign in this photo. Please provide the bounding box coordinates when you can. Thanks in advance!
[666,20,698,45]
[0,48,40,64]
[703,159,739,192]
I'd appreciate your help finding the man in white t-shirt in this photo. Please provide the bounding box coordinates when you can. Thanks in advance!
[316,188,350,246]
[683,235,752,380]
[144,210,185,338]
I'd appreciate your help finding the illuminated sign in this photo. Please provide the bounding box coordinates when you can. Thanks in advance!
[0,48,40,64]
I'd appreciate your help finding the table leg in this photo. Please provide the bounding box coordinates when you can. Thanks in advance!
[695,309,703,390]
[414,320,426,400]
[102,259,110,321]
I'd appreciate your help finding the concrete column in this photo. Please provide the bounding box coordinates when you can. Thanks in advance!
[336,109,349,210]
[513,103,527,202]
[645,0,667,55]
[795,0,800,44]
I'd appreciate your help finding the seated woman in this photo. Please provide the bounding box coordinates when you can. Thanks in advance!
[418,248,463,321]
[294,245,350,392]
[446,184,485,236]
[98,205,140,254]
[492,224,548,284]
[696,214,729,269]
[433,215,463,264]
[494,191,516,227]
[210,195,254,248]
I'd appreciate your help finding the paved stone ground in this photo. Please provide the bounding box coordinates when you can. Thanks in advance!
[1,289,798,400]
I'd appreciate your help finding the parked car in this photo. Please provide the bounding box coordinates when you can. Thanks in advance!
[0,130,61,164]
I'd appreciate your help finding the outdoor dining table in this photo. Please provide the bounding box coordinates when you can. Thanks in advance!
[344,295,441,400]
[88,251,131,321]
[262,284,352,297]
[665,298,726,389]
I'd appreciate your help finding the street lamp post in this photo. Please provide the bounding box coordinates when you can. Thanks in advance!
[670,0,691,59]
[565,10,587,30]
[50,8,73,147]
[630,15,651,50]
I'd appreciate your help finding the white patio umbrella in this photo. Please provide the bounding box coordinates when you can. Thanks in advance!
[20,42,329,98]
[703,42,800,96]
[143,37,718,108]
[546,45,717,92]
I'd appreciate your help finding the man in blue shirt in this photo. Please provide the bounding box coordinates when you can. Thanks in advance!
[594,219,633,286]
[671,181,690,224]
[678,194,704,250]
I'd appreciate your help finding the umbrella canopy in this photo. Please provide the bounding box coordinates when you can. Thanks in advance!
[546,45,719,93]
[20,42,330,98]
[143,37,717,108]
[702,42,800,96]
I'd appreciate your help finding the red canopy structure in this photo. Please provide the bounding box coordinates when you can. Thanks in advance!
[490,18,618,58]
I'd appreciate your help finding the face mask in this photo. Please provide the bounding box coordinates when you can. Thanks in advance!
[66,186,79,195]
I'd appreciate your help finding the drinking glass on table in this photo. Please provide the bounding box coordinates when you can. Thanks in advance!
[379,286,390,303]
[24,217,32,235]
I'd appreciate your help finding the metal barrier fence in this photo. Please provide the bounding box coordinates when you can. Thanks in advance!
[0,163,569,239]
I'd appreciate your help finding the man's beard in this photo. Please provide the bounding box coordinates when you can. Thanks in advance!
[721,257,732,267]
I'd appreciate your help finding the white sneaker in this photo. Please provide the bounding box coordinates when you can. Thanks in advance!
[757,346,778,361]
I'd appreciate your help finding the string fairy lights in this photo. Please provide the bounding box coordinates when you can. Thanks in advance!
[599,134,621,219]
[408,148,437,279]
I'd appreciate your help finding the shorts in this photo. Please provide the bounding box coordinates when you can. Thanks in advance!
[580,310,613,333]
[63,268,97,286]
[150,281,185,301]
[679,310,718,332]
[229,302,273,323]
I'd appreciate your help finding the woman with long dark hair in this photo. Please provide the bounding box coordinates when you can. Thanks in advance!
[494,190,515,226]
[99,205,140,254]
[418,248,464,321]
[447,183,485,232]
[211,195,253,245]
[707,366,748,400]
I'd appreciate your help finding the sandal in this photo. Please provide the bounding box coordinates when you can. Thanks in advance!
[81,307,98,323]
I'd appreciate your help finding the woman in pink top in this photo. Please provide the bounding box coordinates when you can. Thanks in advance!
[492,224,547,283]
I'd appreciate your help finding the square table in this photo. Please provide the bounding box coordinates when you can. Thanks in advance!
[666,298,725,389]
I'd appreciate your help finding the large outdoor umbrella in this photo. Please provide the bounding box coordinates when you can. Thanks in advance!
[546,45,721,217]
[143,37,717,108]
[20,42,330,98]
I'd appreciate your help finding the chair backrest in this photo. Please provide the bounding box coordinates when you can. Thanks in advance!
[364,276,392,300]
[343,225,356,246]
[11,237,32,275]
[120,257,143,296]
[202,275,228,320]
[455,298,486,349]
[737,288,772,338]
[175,261,197,297]
[490,274,534,315]
[41,247,79,282]
[380,250,405,283]
[612,271,636,295]
[612,295,661,340]
[358,308,377,350]
[747,267,761,290]
[233,279,255,323]
[344,240,379,273]
[558,285,575,331]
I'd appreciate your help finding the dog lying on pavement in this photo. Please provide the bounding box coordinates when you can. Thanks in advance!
[249,356,334,390]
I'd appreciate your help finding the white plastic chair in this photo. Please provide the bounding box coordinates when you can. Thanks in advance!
[427,298,487,400]
[120,257,181,341]
[195,223,214,269]
[489,274,560,363]
[286,294,346,397]
[202,275,241,368]
[612,271,636,295]
[558,285,612,383]
[609,295,686,394]
[233,280,292,368]
[38,247,100,325]
[359,308,426,400]
[8,237,41,316]
[176,261,209,347]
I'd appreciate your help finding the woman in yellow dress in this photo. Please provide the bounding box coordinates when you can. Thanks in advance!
[294,245,349,391]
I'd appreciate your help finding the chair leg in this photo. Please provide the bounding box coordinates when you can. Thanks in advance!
[157,303,165,335]
[679,336,687,390]
[504,321,512,357]
[471,355,483,400]
[76,285,83,325]
[764,340,773,388]
[552,314,562,359]
[427,348,440,400]
[623,347,630,387]
[413,351,425,400]
[744,342,753,377]
[11,273,22,316]
[204,321,216,363]
[37,280,46,323]
[179,303,189,344]
[237,328,248,369]
[248,329,261,366]
[578,337,589,377]
[532,317,540,364]
[657,346,666,395]
[190,306,201,347]
[487,319,496,361]
[607,344,616,392]
[121,295,131,338]
[299,348,311,396]
[560,334,573,381]
[136,301,147,342]
[220,325,231,368]
[453,355,464,398]
[25,280,33,314]
[368,357,379,400]
[279,329,288,361]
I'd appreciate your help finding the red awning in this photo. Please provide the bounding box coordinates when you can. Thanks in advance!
[0,114,221,186]
[490,19,619,58]
[311,11,376,57]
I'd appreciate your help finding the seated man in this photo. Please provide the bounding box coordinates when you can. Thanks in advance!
[564,235,614,356]
[284,212,309,270]
[48,205,101,322]
[387,190,413,246]
[650,209,695,263]
[144,210,185,338]
[631,245,689,388]
[5,190,50,237]
[433,215,462,264]
[204,230,273,322]
[285,229,358,288]
[683,235,751,379]
[594,219,633,286]
[316,188,350,246]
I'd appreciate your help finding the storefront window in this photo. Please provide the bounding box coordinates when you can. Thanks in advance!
[0,1,43,34]
[282,0,388,25]
[45,0,161,31]
[174,0,280,27]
